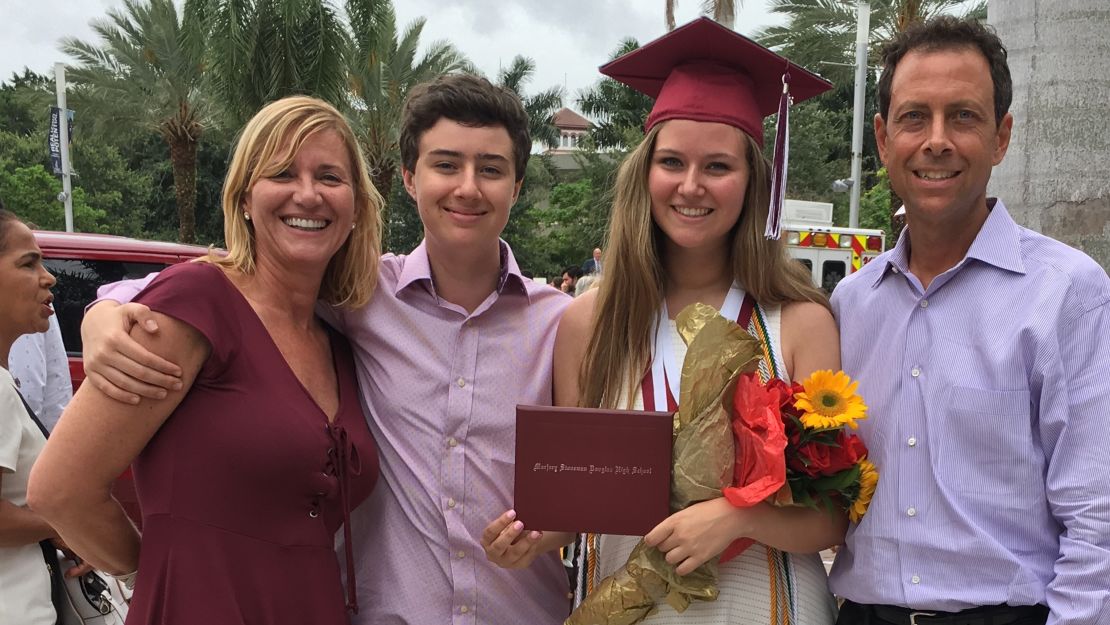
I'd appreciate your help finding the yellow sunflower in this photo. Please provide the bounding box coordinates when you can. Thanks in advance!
[793,369,867,430]
[849,458,879,523]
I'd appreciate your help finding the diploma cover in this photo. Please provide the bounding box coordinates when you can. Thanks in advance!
[514,405,673,535]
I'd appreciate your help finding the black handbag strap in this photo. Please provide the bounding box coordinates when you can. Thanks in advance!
[14,387,51,439]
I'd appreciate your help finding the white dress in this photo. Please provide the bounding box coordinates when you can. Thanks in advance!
[0,366,56,625]
[594,304,837,625]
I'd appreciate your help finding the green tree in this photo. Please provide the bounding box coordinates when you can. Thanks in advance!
[576,39,653,150]
[345,0,469,206]
[207,0,351,127]
[858,166,893,233]
[496,56,564,149]
[665,0,740,30]
[0,163,106,231]
[755,0,987,86]
[62,0,210,242]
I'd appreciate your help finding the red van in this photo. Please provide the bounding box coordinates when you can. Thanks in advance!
[33,231,210,389]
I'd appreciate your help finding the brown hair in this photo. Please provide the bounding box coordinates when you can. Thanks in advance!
[578,124,826,409]
[214,96,382,308]
[877,16,1012,126]
[0,206,21,252]
[399,74,532,181]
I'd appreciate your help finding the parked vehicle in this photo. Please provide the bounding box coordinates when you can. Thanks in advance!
[781,200,886,294]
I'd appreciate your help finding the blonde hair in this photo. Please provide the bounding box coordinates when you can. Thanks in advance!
[578,123,826,409]
[211,95,382,308]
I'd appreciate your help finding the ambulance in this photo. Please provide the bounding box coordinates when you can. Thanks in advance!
[781,199,885,294]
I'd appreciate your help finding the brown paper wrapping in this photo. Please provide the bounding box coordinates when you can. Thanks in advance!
[566,303,763,625]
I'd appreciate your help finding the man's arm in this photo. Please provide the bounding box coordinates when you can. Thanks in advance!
[1042,298,1110,625]
[82,272,183,404]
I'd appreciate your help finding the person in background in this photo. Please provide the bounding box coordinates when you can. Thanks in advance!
[28,95,382,625]
[581,247,603,274]
[0,208,89,625]
[9,314,71,431]
[829,17,1110,625]
[561,265,583,294]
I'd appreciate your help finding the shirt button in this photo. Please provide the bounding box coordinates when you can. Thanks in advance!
[466,319,473,327]
[911,366,921,378]
[447,498,457,509]
[911,575,921,584]
[456,377,466,388]
[448,437,459,448]
[907,437,917,447]
[456,550,466,559]
[460,606,470,614]
[891,266,900,274]
[919,299,929,308]
[907,507,917,517]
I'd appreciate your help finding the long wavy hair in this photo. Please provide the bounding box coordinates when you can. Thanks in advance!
[578,122,826,408]
[211,95,383,309]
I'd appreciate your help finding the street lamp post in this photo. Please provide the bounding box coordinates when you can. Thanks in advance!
[848,0,870,229]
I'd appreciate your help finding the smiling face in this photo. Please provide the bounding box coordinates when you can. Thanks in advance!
[0,222,56,352]
[648,119,750,256]
[402,118,522,259]
[242,128,356,276]
[875,46,1012,232]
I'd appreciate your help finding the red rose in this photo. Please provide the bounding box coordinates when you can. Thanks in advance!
[789,429,866,477]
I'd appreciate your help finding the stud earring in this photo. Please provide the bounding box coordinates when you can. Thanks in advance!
[244,212,251,221]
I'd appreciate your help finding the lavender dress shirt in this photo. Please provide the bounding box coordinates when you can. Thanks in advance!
[828,200,1110,625]
[96,240,573,624]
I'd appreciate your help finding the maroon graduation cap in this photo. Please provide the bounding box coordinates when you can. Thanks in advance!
[600,17,834,238]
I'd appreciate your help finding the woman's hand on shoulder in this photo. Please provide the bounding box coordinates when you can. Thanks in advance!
[552,289,598,408]
[780,300,840,380]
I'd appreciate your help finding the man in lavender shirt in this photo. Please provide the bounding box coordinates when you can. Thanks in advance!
[829,17,1110,625]
[80,75,573,623]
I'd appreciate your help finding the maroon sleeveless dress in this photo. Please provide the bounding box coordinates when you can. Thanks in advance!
[125,262,378,624]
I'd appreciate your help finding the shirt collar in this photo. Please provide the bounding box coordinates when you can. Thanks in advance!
[871,197,1025,288]
[394,239,531,302]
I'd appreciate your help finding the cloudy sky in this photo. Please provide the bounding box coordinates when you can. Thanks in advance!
[0,0,783,113]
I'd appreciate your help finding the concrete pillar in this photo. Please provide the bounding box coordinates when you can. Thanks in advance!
[988,1,1110,271]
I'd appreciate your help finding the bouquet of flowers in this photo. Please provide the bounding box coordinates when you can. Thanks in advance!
[722,369,877,560]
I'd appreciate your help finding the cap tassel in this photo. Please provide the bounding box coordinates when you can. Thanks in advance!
[765,72,792,240]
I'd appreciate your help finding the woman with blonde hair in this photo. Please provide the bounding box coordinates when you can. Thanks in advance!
[485,19,847,624]
[29,95,382,624]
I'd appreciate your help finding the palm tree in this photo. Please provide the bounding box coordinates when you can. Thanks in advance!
[345,0,469,204]
[665,0,740,30]
[576,39,655,150]
[62,0,209,242]
[755,0,987,85]
[206,0,350,127]
[496,56,564,149]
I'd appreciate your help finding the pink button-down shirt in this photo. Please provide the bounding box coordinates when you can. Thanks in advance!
[332,241,571,624]
[97,240,572,624]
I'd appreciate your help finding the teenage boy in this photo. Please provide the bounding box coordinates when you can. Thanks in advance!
[80,74,572,624]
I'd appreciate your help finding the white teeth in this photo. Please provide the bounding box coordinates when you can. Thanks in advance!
[674,206,711,217]
[282,217,327,230]
[916,171,957,180]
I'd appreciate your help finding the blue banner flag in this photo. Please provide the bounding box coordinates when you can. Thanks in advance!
[47,106,75,175]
